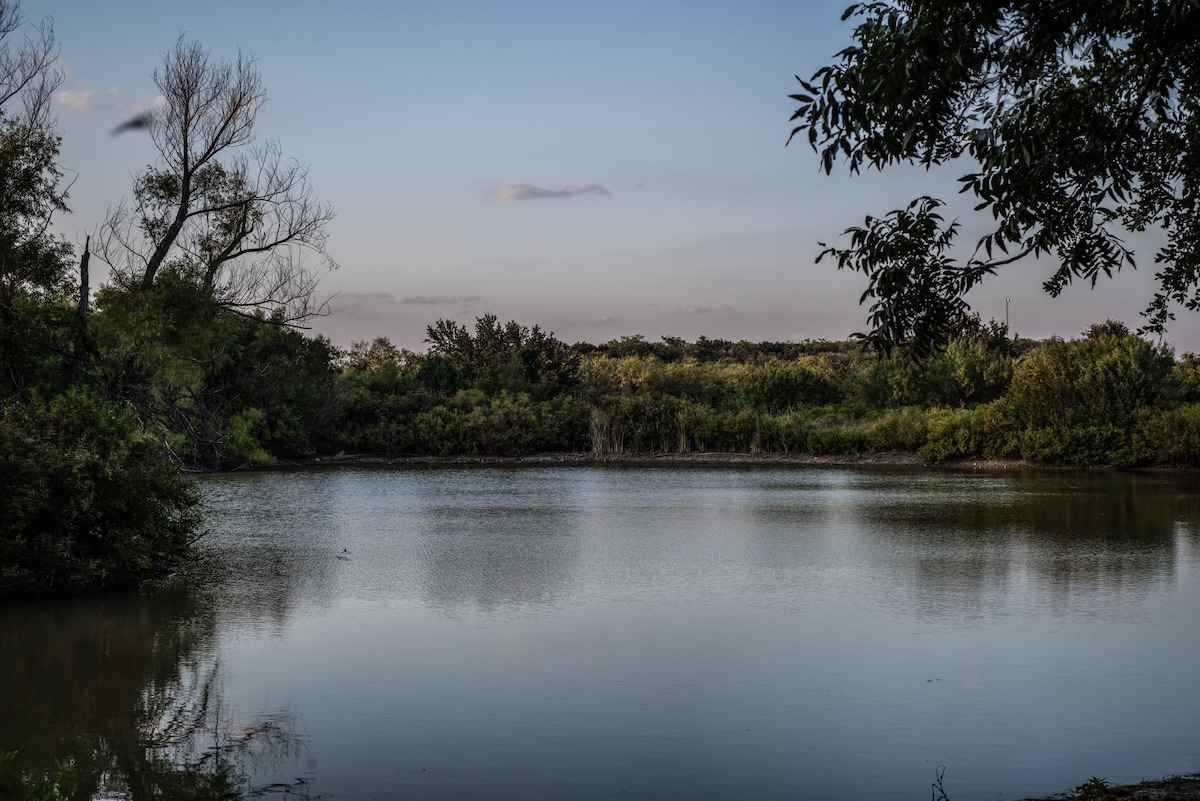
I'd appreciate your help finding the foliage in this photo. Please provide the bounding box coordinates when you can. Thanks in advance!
[0,390,199,599]
[1072,776,1111,801]
[1004,326,1173,464]
[91,278,339,469]
[331,330,591,457]
[919,403,1018,462]
[1008,329,1172,428]
[853,324,1013,408]
[867,406,933,451]
[425,314,579,397]
[791,1,1200,351]
[408,391,589,456]
[0,0,74,401]
[0,3,212,601]
[816,196,976,356]
[1132,404,1200,466]
[0,288,78,401]
[0,751,79,801]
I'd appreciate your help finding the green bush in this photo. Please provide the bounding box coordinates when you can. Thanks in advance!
[806,425,868,455]
[93,282,340,468]
[1017,423,1131,466]
[589,393,683,453]
[1008,333,1173,430]
[939,335,1014,405]
[0,391,200,599]
[1001,329,1174,464]
[1133,404,1200,465]
[739,361,839,411]
[867,407,933,451]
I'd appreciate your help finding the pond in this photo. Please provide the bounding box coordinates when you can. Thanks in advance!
[2,465,1199,800]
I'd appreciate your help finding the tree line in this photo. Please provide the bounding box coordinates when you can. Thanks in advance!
[21,282,1193,479]
[327,315,1200,469]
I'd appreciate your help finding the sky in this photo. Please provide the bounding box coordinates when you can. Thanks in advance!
[31,0,1200,353]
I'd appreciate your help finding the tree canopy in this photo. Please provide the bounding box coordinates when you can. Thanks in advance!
[790,1,1200,353]
[0,0,72,397]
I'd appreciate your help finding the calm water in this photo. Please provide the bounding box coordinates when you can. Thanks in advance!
[3,466,1199,800]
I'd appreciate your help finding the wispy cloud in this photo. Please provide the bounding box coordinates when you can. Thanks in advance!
[55,87,118,111]
[327,292,483,321]
[490,182,611,201]
[392,294,481,305]
[131,95,168,114]
[331,292,482,311]
[677,305,733,315]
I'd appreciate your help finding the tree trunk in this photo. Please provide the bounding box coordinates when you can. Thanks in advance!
[72,236,89,382]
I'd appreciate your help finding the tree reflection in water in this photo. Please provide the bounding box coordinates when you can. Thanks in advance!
[0,570,314,800]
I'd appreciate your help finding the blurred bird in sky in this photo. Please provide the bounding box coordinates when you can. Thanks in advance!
[110,112,151,137]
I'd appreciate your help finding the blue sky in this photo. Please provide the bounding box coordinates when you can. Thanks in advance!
[35,0,1200,352]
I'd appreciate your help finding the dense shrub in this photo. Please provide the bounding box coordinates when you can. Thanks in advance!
[918,404,1018,462]
[867,407,933,451]
[739,359,840,411]
[0,391,200,599]
[806,425,868,455]
[1008,332,1172,429]
[1133,404,1200,466]
[938,336,1014,405]
[1003,330,1174,464]
[93,281,340,468]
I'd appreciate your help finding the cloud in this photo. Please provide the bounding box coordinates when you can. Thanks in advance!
[131,95,168,114]
[55,87,118,111]
[328,293,482,315]
[490,182,611,201]
[677,305,734,315]
[392,294,481,305]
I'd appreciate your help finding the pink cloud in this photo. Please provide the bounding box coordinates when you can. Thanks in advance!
[490,182,611,201]
[55,87,118,111]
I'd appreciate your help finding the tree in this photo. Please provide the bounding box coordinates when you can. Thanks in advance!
[98,38,335,325]
[0,0,72,397]
[0,0,58,126]
[425,315,579,395]
[92,276,341,469]
[0,3,205,598]
[790,1,1200,353]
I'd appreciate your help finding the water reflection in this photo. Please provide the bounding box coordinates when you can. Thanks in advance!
[0,573,310,799]
[3,466,1198,801]
[203,468,588,614]
[826,469,1197,622]
[199,471,359,630]
[415,506,581,612]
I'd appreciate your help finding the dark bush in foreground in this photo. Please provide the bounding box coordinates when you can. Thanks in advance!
[0,392,200,600]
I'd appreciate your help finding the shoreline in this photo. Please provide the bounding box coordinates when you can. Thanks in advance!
[237,449,1172,472]
[1019,773,1200,800]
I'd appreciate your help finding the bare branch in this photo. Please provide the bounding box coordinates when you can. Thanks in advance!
[96,38,335,323]
[0,0,61,128]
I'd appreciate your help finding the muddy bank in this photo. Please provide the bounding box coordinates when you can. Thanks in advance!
[249,450,1046,471]
[1020,774,1200,800]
